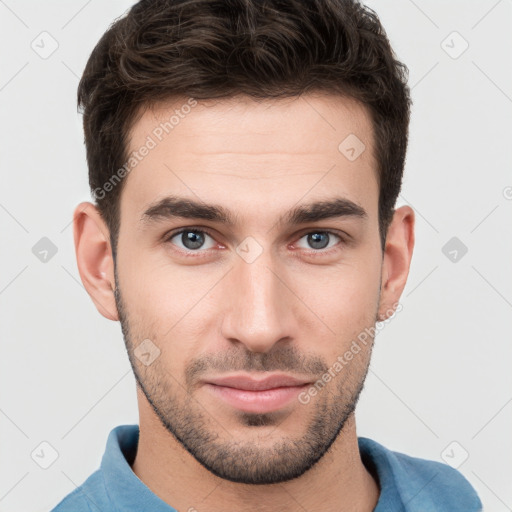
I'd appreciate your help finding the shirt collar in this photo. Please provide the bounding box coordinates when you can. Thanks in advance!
[359,436,405,511]
[102,425,407,511]
[101,424,177,511]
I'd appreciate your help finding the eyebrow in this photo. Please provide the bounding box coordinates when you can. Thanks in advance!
[140,195,367,228]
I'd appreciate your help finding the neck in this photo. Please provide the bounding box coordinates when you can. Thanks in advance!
[131,391,379,512]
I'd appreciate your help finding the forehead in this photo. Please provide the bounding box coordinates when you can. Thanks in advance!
[120,93,378,227]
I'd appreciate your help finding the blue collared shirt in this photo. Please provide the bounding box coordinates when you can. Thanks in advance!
[51,424,482,511]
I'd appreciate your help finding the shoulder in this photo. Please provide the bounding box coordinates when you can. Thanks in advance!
[50,470,107,512]
[359,437,483,512]
[50,489,91,512]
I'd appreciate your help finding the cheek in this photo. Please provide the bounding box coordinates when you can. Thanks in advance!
[117,241,195,321]
[117,251,224,362]
[117,230,381,359]
[295,259,381,349]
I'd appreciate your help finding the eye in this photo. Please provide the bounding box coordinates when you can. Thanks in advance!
[166,229,217,252]
[295,231,342,251]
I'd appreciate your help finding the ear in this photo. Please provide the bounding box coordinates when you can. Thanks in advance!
[73,202,119,321]
[377,205,415,320]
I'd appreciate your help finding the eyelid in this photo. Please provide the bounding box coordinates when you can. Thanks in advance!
[164,226,216,241]
[293,227,349,242]
[164,226,220,249]
[163,226,349,253]
[290,229,347,252]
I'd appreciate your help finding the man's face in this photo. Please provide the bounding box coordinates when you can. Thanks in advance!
[114,94,384,484]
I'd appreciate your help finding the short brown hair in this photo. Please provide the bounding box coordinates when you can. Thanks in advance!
[78,0,411,251]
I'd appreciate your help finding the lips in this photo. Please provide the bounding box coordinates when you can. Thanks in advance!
[205,373,312,391]
[202,373,312,414]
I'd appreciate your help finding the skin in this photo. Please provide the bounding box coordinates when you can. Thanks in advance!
[74,93,414,512]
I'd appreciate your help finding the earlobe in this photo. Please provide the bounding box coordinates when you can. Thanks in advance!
[73,202,119,321]
[377,205,415,321]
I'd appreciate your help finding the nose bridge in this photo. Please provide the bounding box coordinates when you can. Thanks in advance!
[221,246,291,352]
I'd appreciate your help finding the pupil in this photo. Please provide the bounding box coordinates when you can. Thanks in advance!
[309,232,329,249]
[183,231,204,250]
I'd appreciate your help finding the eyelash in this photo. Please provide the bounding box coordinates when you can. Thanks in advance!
[163,227,347,257]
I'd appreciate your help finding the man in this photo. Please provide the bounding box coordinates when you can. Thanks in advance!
[52,0,483,510]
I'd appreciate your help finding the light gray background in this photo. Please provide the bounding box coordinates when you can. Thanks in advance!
[1,1,511,511]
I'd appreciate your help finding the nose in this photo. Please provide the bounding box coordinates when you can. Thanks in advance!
[220,251,296,353]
